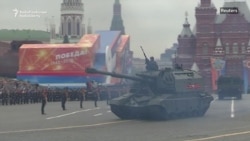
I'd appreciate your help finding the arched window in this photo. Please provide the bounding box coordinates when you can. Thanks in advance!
[77,20,80,35]
[68,20,71,35]
[225,43,230,54]
[241,43,246,53]
[202,43,209,55]
[232,43,238,54]
[61,23,63,35]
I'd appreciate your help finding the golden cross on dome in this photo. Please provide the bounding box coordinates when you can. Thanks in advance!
[185,11,188,22]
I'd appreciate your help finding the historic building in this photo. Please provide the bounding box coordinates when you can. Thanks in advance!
[0,30,49,77]
[175,0,250,93]
[109,0,133,68]
[160,43,178,61]
[60,0,85,38]
[110,0,125,34]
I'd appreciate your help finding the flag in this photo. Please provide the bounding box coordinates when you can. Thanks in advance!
[210,58,226,91]
[217,59,226,76]
[243,59,250,69]
[243,59,250,94]
[212,58,226,72]
[210,58,218,91]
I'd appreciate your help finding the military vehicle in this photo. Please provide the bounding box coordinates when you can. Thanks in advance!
[217,76,243,100]
[85,65,214,120]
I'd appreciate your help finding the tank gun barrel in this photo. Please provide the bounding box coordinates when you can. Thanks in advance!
[85,68,146,82]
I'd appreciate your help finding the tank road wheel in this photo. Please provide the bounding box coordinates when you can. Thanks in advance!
[196,105,209,117]
[186,108,196,117]
[190,110,197,117]
[110,105,132,120]
[179,112,189,118]
[148,106,169,120]
[197,109,206,117]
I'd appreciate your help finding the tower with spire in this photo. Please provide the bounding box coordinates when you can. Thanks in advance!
[176,12,195,69]
[60,0,85,39]
[110,0,125,34]
[195,0,217,54]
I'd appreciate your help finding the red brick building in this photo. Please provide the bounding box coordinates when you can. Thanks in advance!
[0,41,42,77]
[176,0,250,93]
[0,41,10,56]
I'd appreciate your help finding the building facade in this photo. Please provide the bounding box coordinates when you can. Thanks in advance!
[176,0,250,93]
[60,0,85,38]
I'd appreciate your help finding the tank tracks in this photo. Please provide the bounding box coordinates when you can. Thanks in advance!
[110,96,213,120]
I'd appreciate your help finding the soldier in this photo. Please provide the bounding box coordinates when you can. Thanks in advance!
[87,80,99,107]
[105,86,111,105]
[175,64,183,70]
[61,87,68,110]
[1,88,8,105]
[146,56,159,71]
[80,87,86,109]
[41,88,48,115]
[92,81,99,107]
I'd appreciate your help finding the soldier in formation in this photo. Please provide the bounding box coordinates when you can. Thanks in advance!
[0,77,130,114]
[87,80,99,107]
[61,87,68,111]
[79,87,86,109]
[41,88,48,115]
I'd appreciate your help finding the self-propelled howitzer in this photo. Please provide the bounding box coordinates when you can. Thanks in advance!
[85,67,214,120]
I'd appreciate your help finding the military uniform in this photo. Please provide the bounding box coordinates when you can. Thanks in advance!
[146,57,159,71]
[1,89,8,105]
[80,88,86,108]
[41,89,47,115]
[91,81,99,107]
[61,88,68,110]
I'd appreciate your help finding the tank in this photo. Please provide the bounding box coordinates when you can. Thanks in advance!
[85,66,214,120]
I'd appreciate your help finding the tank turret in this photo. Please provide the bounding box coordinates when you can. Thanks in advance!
[85,67,213,120]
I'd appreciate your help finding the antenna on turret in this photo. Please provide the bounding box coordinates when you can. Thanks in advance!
[174,49,178,68]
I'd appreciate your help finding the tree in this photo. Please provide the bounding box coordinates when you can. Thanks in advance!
[63,34,69,43]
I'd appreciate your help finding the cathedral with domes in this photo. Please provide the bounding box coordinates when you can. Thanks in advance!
[59,0,85,38]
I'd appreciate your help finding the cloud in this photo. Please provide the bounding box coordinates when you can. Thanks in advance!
[0,0,248,59]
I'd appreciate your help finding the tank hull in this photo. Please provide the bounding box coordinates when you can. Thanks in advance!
[109,93,213,120]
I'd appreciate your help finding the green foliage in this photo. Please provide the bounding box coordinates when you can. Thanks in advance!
[0,29,50,41]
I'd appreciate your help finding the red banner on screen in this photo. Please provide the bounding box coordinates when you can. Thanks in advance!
[18,34,99,75]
